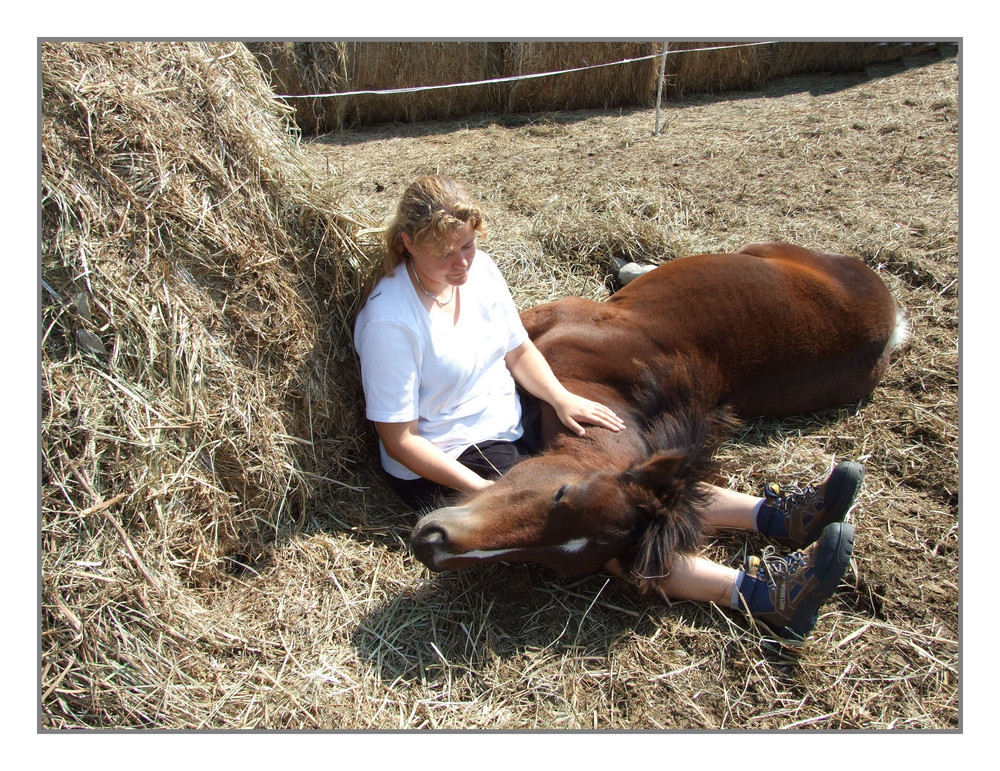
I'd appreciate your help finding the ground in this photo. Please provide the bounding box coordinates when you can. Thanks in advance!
[268,46,959,729]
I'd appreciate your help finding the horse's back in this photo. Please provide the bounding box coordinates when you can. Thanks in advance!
[524,243,901,417]
[617,243,893,328]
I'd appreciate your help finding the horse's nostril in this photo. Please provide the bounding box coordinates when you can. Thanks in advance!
[410,521,451,571]
[411,521,450,552]
[417,524,447,546]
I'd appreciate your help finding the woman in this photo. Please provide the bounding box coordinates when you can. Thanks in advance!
[355,175,858,640]
[354,174,624,509]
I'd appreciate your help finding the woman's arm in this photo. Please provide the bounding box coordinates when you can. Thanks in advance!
[504,340,625,437]
[376,420,494,494]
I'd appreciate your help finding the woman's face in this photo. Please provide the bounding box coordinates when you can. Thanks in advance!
[404,220,478,291]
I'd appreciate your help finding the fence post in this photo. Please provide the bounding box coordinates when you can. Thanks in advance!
[654,42,668,136]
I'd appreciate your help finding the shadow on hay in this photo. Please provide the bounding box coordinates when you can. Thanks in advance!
[349,563,659,681]
[349,556,812,685]
[306,105,652,147]
[724,403,880,452]
[338,403,880,686]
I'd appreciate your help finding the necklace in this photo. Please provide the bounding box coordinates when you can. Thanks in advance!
[409,261,455,306]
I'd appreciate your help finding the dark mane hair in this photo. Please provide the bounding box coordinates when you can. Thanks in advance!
[623,358,739,591]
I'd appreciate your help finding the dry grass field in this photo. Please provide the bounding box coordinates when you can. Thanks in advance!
[40,42,958,732]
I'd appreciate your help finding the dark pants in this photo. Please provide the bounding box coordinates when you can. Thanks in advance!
[388,390,543,511]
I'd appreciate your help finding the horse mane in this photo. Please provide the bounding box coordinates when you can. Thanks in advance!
[623,357,739,592]
[522,355,738,590]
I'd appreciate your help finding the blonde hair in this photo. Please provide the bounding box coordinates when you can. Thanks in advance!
[362,175,486,303]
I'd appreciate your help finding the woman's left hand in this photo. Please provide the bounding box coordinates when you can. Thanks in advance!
[504,340,625,437]
[554,393,626,437]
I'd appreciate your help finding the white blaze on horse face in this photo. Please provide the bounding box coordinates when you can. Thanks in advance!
[443,538,592,563]
[448,547,520,561]
[558,538,589,554]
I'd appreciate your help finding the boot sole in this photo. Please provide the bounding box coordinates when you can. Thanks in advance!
[824,461,865,519]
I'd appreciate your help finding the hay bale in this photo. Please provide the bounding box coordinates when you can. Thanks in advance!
[662,42,774,96]
[247,41,944,133]
[503,42,658,113]
[249,41,500,132]
[766,41,942,79]
[250,42,656,131]
[244,41,300,96]
[248,41,351,134]
[40,41,376,727]
[663,41,945,96]
[342,41,500,127]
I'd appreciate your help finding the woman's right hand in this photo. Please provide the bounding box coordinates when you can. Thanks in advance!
[468,476,495,493]
[376,420,494,495]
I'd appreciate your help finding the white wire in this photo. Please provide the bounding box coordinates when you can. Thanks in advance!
[274,41,779,100]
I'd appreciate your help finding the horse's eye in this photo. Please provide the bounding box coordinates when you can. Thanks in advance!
[553,485,568,506]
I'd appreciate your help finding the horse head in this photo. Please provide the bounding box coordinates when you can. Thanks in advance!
[410,364,733,588]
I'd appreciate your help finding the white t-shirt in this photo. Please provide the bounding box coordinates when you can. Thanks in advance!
[353,251,529,480]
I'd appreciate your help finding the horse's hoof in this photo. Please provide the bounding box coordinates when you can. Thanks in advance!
[618,262,657,285]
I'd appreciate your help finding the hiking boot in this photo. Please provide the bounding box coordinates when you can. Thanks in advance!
[757,461,864,548]
[741,521,855,642]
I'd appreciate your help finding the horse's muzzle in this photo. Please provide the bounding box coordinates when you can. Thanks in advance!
[409,519,450,571]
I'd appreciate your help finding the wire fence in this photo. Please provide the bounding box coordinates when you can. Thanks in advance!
[267,41,939,134]
[273,42,778,101]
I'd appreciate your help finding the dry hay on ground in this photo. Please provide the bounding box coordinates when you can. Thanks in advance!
[41,42,958,730]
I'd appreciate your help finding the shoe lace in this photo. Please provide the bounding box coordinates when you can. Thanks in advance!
[765,481,818,512]
[755,545,807,588]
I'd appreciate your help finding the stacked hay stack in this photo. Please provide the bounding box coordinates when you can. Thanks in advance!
[342,41,501,125]
[502,42,659,113]
[247,41,501,131]
[250,41,943,133]
[250,41,659,132]
[765,41,940,80]
[662,41,943,96]
[662,41,774,95]
[243,41,350,135]
[40,41,375,726]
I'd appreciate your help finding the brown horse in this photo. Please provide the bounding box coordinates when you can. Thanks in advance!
[409,242,905,589]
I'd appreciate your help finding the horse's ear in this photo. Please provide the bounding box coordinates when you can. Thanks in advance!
[625,451,686,494]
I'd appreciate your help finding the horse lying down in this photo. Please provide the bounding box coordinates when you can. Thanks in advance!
[409,242,906,637]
